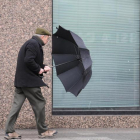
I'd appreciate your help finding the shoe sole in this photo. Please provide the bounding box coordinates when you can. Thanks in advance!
[38,132,58,139]
[53,131,58,135]
[38,135,54,139]
[4,136,22,140]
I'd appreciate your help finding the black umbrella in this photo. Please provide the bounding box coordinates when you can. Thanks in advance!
[51,25,92,97]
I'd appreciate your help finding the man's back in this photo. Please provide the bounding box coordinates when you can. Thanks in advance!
[14,36,47,87]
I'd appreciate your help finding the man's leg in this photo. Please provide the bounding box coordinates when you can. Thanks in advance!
[21,87,48,135]
[5,87,26,134]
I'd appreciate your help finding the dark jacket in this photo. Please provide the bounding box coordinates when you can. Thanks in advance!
[14,36,49,88]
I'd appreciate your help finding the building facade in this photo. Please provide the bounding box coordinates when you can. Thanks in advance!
[0,0,140,129]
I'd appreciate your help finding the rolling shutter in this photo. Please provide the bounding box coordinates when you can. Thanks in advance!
[53,0,140,109]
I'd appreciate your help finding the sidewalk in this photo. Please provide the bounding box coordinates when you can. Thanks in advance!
[0,128,140,140]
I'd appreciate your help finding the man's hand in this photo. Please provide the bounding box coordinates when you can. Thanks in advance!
[44,66,51,72]
[39,68,45,74]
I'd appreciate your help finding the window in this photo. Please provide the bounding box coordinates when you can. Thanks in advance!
[52,0,140,115]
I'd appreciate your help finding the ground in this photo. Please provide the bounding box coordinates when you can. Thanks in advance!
[0,128,140,140]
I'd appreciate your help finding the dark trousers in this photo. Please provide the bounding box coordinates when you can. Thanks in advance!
[5,87,48,135]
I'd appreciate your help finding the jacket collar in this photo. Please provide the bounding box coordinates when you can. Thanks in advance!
[32,35,45,46]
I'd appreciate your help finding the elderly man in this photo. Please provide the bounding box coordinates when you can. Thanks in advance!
[4,28,57,139]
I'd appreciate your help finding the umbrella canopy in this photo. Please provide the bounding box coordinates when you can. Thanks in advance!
[52,25,92,97]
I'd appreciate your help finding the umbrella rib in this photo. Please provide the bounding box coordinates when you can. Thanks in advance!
[73,44,79,59]
[73,45,83,63]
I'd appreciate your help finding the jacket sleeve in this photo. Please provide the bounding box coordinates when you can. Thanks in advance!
[24,43,41,75]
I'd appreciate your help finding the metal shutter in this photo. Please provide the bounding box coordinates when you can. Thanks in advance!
[53,0,140,108]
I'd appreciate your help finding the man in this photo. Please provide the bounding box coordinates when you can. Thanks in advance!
[4,28,57,139]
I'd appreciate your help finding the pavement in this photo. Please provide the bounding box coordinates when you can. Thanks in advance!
[0,128,140,140]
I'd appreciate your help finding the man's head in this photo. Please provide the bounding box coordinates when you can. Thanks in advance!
[40,35,49,44]
[35,27,51,44]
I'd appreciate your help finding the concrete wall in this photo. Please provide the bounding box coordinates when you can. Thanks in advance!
[0,0,140,130]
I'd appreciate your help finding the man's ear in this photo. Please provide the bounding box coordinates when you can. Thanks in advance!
[40,35,44,40]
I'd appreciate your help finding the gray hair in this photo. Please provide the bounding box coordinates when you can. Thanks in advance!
[33,34,44,37]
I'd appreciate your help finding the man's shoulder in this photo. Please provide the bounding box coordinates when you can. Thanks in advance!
[21,37,40,51]
[23,38,40,50]
[22,38,36,46]
[28,38,39,46]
